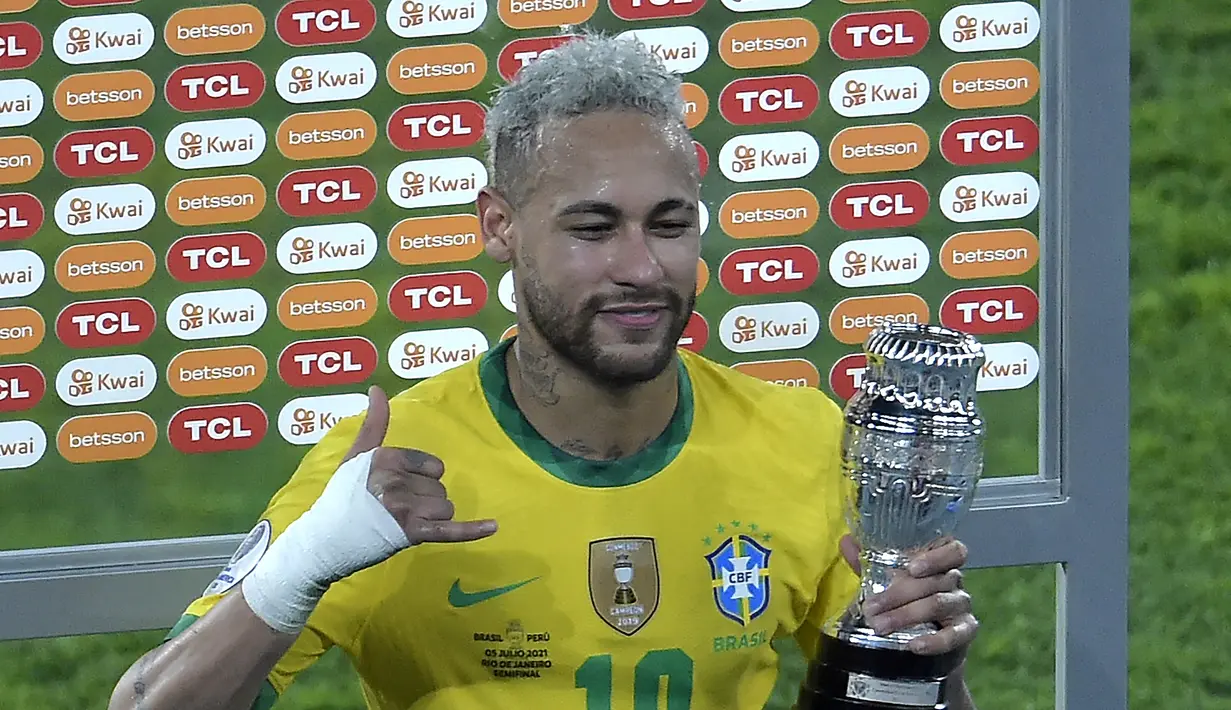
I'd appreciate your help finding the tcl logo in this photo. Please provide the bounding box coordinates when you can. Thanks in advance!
[55,297,157,349]
[940,115,1040,167]
[718,245,819,296]
[388,271,488,322]
[718,74,818,126]
[0,21,43,71]
[168,403,268,454]
[53,127,155,179]
[166,231,267,284]
[0,363,45,413]
[276,166,377,217]
[828,353,867,401]
[276,0,377,46]
[0,192,44,242]
[829,10,930,61]
[939,285,1038,335]
[278,336,378,388]
[387,100,486,152]
[678,312,708,353]
[609,0,704,21]
[829,180,929,231]
[165,61,266,113]
[497,35,577,81]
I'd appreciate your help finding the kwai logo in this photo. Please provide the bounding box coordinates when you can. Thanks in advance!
[389,270,488,322]
[167,288,268,341]
[388,327,488,380]
[55,297,157,350]
[55,183,156,236]
[497,0,596,30]
[165,61,265,113]
[165,117,267,170]
[387,213,483,266]
[0,21,44,72]
[165,4,267,57]
[166,231,267,284]
[497,35,576,80]
[719,188,819,239]
[610,0,704,22]
[166,345,268,398]
[53,13,154,65]
[720,0,807,12]
[0,192,42,242]
[940,58,1039,110]
[828,293,929,345]
[277,0,377,46]
[277,279,378,332]
[276,166,377,218]
[387,0,487,38]
[617,26,708,74]
[54,127,154,179]
[0,306,43,357]
[277,52,376,104]
[719,18,819,69]
[0,78,43,128]
[941,2,1040,53]
[829,10,930,61]
[940,171,1039,223]
[718,244,819,296]
[387,99,485,152]
[55,353,156,407]
[0,248,42,299]
[497,269,515,313]
[975,341,1038,392]
[278,336,378,388]
[829,179,929,231]
[0,363,45,414]
[168,402,268,455]
[278,109,377,161]
[940,228,1038,280]
[828,235,929,288]
[718,131,819,183]
[829,123,930,175]
[940,284,1038,335]
[940,115,1038,166]
[166,175,266,227]
[56,411,157,465]
[388,43,487,95]
[387,156,487,209]
[56,70,153,122]
[277,222,377,274]
[829,65,930,118]
[277,392,368,445]
[55,240,156,294]
[719,301,819,354]
[718,74,818,126]
[0,135,42,185]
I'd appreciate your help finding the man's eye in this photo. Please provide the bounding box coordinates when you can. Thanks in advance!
[655,221,692,236]
[570,224,613,237]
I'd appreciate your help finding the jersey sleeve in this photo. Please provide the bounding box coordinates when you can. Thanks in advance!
[162,412,368,703]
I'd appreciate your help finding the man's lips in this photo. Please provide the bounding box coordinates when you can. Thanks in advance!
[596,304,668,328]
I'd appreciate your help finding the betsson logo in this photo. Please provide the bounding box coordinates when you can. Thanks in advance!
[829,10,930,61]
[940,58,1039,110]
[0,192,44,242]
[165,175,266,227]
[719,18,819,70]
[166,288,268,341]
[718,131,819,183]
[0,21,44,72]
[939,228,1038,280]
[278,109,377,161]
[389,327,488,380]
[719,301,819,354]
[278,392,368,445]
[829,65,930,118]
[387,156,487,209]
[497,0,597,31]
[168,402,268,454]
[53,13,155,66]
[165,117,267,170]
[731,358,820,389]
[617,26,708,74]
[277,52,377,104]
[54,126,154,179]
[828,293,929,346]
[387,0,487,38]
[278,336,378,388]
[828,235,929,288]
[56,411,157,464]
[54,183,156,236]
[0,135,41,185]
[55,240,156,294]
[166,344,268,398]
[0,306,43,358]
[54,353,156,407]
[387,43,487,95]
[165,4,266,56]
[0,248,43,299]
[719,188,819,240]
[939,171,1039,223]
[277,279,379,332]
[941,2,1040,53]
[829,122,930,175]
[940,115,1038,166]
[387,213,483,266]
[0,363,46,414]
[166,231,267,284]
[277,222,377,275]
[277,0,377,47]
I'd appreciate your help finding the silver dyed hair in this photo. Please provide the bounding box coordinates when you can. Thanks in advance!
[483,31,696,206]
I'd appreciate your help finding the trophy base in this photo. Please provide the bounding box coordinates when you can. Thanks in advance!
[797,631,964,710]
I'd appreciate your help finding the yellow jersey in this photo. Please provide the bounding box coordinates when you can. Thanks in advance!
[166,338,859,710]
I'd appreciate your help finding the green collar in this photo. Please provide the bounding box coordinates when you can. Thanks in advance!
[478,338,693,488]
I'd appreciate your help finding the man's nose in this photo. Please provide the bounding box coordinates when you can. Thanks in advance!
[608,226,666,286]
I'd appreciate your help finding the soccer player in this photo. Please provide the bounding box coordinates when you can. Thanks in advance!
[109,33,979,710]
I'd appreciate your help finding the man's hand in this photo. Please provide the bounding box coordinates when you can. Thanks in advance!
[343,385,498,545]
[840,534,978,657]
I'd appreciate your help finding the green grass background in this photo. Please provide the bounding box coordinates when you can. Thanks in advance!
[0,0,1223,707]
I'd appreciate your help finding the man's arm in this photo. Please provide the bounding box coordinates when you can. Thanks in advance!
[948,664,978,710]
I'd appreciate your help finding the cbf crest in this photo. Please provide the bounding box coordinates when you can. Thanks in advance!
[588,537,659,636]
[705,528,772,626]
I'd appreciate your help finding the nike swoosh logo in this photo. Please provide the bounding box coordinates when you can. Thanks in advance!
[448,577,538,608]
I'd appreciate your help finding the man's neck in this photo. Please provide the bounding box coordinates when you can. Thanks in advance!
[505,336,679,461]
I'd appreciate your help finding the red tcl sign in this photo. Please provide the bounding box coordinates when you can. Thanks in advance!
[388,271,488,322]
[609,0,704,21]
[940,115,1040,166]
[276,166,377,217]
[166,232,266,283]
[718,245,819,296]
[830,180,929,231]
[54,127,155,179]
[278,336,378,388]
[828,353,868,401]
[719,75,819,126]
[497,35,577,81]
[829,10,930,60]
[275,0,377,46]
[0,363,45,412]
[168,403,269,454]
[940,285,1039,335]
[387,100,486,152]
[55,298,157,349]
[678,312,708,353]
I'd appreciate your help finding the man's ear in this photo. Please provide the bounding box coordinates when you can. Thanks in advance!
[477,187,515,264]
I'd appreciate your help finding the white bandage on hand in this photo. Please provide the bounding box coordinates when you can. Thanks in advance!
[242,449,410,635]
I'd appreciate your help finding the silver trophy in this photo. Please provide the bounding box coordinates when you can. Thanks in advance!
[799,323,986,710]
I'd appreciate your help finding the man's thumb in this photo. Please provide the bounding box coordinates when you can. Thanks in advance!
[343,385,390,461]
[840,534,862,575]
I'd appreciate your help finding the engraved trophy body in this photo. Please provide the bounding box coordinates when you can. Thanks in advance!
[798,323,986,710]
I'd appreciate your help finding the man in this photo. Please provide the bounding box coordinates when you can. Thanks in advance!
[109,32,978,710]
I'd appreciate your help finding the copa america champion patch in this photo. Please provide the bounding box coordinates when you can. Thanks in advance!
[202,519,272,597]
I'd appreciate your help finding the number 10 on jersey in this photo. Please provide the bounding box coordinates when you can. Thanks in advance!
[576,649,694,709]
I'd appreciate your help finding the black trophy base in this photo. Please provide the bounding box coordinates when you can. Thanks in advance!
[797,632,964,710]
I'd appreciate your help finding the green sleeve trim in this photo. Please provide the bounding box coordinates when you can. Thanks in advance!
[163,613,281,709]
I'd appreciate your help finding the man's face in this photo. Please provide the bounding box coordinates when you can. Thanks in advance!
[500,111,702,387]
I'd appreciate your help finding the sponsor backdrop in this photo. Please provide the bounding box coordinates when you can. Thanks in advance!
[0,0,1041,550]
